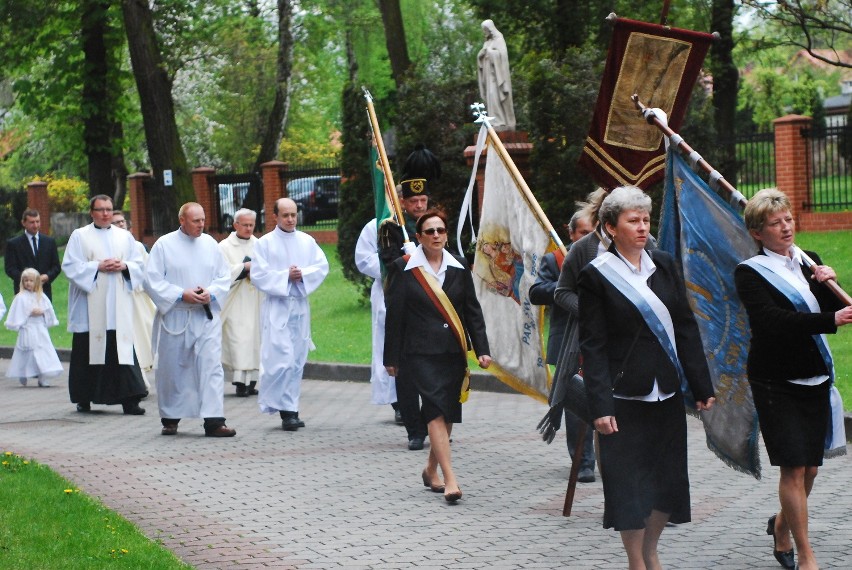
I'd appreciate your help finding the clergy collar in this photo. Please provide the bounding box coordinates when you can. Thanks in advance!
[274,225,296,235]
[178,226,197,240]
[93,223,112,230]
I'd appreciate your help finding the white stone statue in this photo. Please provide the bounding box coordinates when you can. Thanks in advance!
[477,19,516,130]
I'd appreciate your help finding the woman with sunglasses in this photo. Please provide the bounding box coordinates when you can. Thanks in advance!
[384,209,492,503]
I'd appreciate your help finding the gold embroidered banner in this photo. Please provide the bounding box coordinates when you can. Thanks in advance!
[579,18,714,190]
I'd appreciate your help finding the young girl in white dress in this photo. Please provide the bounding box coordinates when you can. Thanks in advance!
[5,268,63,386]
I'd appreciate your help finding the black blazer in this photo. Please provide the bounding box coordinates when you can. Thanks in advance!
[578,248,714,420]
[383,252,490,367]
[529,251,568,365]
[734,250,843,382]
[5,232,61,300]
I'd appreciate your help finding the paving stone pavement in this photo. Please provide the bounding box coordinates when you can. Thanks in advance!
[1,361,851,569]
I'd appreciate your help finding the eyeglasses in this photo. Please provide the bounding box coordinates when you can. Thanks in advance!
[112,220,126,226]
[421,227,447,236]
[92,208,113,213]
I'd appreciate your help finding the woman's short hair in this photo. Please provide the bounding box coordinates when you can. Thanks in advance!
[569,188,607,231]
[416,208,447,234]
[743,188,791,232]
[598,186,652,229]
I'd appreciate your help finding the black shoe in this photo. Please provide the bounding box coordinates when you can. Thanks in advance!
[408,438,425,451]
[76,403,91,413]
[767,515,795,569]
[246,382,258,396]
[122,403,146,415]
[234,383,247,397]
[294,413,305,428]
[281,416,301,431]
[394,409,404,425]
[578,467,595,483]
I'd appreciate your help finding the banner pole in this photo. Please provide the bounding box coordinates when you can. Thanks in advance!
[631,94,851,306]
[364,88,410,243]
[471,104,568,257]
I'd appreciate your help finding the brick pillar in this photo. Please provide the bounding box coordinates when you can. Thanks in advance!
[127,172,151,242]
[192,167,216,231]
[773,114,812,224]
[261,161,287,232]
[27,181,50,235]
[464,130,532,215]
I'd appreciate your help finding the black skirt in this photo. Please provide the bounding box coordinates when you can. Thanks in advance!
[598,393,691,531]
[399,353,466,424]
[749,377,830,467]
[69,331,147,405]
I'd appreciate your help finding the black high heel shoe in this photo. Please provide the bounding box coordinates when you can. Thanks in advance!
[767,514,795,569]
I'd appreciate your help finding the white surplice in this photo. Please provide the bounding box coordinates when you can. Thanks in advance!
[251,226,328,414]
[354,218,396,405]
[4,291,63,378]
[62,223,144,365]
[145,229,231,419]
[218,232,262,380]
[131,241,157,373]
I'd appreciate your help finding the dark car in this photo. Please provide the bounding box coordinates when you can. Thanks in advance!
[286,176,340,226]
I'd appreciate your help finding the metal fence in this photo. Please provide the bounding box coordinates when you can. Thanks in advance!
[280,161,340,230]
[213,171,263,234]
[734,130,775,198]
[802,124,852,211]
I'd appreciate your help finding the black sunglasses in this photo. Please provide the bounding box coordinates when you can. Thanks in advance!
[421,227,447,235]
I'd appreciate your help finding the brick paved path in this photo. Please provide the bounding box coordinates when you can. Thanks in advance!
[1,362,850,569]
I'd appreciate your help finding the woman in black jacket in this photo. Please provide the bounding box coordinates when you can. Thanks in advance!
[578,186,715,569]
[735,188,852,570]
[384,209,492,503]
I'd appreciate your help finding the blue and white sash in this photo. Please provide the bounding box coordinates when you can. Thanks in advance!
[741,254,846,456]
[591,253,687,388]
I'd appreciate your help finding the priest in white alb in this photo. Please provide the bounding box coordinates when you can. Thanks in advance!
[354,217,400,421]
[145,202,235,437]
[251,197,328,431]
[62,194,147,416]
[218,208,262,397]
[111,210,156,390]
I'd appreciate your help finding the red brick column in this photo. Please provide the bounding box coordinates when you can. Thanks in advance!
[261,161,287,233]
[464,131,531,215]
[773,115,812,225]
[127,172,151,242]
[192,167,216,231]
[27,181,51,235]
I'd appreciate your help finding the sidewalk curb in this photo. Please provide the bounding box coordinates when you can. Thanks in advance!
[4,346,848,441]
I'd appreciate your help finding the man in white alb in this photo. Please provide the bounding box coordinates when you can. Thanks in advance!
[218,208,262,397]
[251,197,328,431]
[62,195,147,415]
[354,216,400,422]
[145,202,235,437]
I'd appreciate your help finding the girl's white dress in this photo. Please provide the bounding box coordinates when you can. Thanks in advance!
[4,291,63,378]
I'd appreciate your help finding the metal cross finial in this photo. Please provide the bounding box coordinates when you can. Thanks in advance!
[471,102,490,124]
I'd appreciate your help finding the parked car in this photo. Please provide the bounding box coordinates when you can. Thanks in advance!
[286,176,340,226]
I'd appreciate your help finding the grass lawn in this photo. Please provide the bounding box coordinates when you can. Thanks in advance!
[0,452,191,569]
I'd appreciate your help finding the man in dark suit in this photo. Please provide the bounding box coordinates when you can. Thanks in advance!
[5,209,61,300]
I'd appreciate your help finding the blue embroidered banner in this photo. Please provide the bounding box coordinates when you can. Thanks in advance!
[659,148,762,478]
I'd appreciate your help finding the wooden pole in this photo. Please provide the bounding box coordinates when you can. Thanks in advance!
[473,106,568,257]
[631,94,852,307]
[562,423,588,517]
[364,88,410,243]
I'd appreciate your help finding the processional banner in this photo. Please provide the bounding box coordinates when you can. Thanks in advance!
[659,148,762,478]
[460,124,551,403]
[579,18,714,190]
